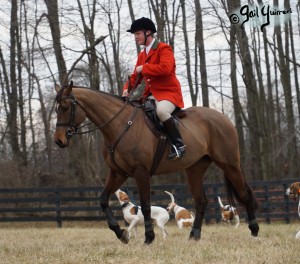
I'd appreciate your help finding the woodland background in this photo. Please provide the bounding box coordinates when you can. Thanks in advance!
[0,0,299,187]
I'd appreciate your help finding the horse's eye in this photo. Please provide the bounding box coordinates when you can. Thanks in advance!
[56,103,68,113]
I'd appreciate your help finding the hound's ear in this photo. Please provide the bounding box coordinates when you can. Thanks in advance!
[55,84,61,93]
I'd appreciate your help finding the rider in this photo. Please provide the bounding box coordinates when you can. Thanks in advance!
[122,17,186,160]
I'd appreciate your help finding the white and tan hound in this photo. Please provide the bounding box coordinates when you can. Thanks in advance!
[218,196,240,228]
[165,191,194,228]
[286,182,300,239]
[115,189,169,239]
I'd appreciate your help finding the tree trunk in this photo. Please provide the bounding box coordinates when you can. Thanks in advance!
[16,5,28,166]
[127,0,141,54]
[274,0,298,177]
[194,0,209,107]
[227,0,262,179]
[229,22,245,160]
[44,0,68,85]
[8,0,22,164]
[180,0,196,106]
[148,0,167,42]
[77,0,100,90]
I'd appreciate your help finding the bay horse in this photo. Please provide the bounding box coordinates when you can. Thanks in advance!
[54,82,259,244]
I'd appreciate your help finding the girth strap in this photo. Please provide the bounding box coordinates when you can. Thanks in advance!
[143,110,169,176]
[150,135,167,176]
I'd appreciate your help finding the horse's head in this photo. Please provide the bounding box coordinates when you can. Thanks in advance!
[54,81,86,148]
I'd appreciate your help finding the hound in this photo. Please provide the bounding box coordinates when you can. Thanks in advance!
[218,196,240,228]
[115,189,169,239]
[286,182,300,239]
[164,191,194,228]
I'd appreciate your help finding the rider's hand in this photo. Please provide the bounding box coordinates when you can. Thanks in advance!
[136,65,143,74]
[122,89,129,97]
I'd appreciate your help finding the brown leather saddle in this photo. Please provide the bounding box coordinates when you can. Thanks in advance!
[140,98,186,175]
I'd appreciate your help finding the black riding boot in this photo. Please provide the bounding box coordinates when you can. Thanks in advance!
[163,117,186,160]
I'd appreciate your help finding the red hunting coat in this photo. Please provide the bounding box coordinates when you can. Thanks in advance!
[123,39,184,108]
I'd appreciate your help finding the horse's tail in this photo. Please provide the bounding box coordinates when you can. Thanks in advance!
[224,176,259,211]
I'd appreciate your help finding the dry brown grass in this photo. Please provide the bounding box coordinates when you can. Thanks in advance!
[0,221,299,264]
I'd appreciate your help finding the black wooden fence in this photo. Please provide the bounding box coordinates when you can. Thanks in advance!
[0,178,299,227]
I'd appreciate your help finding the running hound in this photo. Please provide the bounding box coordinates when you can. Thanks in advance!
[115,189,169,238]
[286,182,300,239]
[164,191,194,228]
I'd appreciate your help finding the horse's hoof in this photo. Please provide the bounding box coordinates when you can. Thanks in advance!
[249,223,259,237]
[189,228,201,240]
[144,238,154,245]
[119,229,129,244]
[251,231,258,237]
[144,230,155,245]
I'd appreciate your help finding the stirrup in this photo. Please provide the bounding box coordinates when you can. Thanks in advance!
[168,145,186,160]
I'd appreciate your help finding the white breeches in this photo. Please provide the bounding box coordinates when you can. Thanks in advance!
[149,95,176,122]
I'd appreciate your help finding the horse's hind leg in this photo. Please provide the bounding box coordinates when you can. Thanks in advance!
[217,162,259,237]
[185,155,212,240]
[99,169,129,243]
[242,181,259,236]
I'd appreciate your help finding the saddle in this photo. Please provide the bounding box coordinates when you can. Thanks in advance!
[141,98,186,175]
[143,98,186,136]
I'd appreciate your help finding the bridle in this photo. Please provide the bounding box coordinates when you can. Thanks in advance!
[55,92,133,139]
[56,94,81,139]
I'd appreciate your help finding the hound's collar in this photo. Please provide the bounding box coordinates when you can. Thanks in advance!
[121,202,130,209]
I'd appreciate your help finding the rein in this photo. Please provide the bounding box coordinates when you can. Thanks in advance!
[56,90,142,176]
[56,93,132,137]
[76,100,130,136]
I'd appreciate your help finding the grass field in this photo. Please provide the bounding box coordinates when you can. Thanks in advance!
[0,221,299,264]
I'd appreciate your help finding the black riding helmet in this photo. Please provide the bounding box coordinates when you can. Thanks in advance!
[127,17,156,45]
[127,17,157,33]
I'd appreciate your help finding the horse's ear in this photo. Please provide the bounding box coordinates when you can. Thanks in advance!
[65,80,73,94]
[55,84,61,93]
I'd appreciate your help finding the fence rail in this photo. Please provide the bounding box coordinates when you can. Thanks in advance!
[0,179,299,227]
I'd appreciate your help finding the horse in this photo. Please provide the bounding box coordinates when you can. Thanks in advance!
[54,81,259,244]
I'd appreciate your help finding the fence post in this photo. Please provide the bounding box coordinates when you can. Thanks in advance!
[283,183,290,224]
[214,185,221,224]
[263,185,271,224]
[55,190,62,228]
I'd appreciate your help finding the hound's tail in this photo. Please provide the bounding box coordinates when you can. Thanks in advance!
[218,196,225,208]
[165,191,175,204]
[224,175,259,211]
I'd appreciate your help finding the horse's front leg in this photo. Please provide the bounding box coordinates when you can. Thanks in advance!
[99,169,129,243]
[133,165,155,244]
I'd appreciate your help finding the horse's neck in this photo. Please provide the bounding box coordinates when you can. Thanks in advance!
[74,88,131,138]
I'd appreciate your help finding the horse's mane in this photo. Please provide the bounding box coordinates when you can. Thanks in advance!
[72,85,124,101]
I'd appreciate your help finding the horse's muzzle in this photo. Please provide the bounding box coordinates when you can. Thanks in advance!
[55,139,68,148]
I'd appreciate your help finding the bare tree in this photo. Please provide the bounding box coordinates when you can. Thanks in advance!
[44,0,68,85]
[274,0,298,177]
[99,1,123,95]
[8,0,22,164]
[127,0,141,53]
[180,0,197,106]
[148,0,167,42]
[194,0,209,107]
